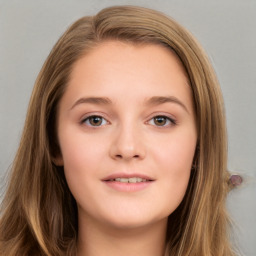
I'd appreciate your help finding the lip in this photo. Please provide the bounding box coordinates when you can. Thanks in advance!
[102,173,155,181]
[102,173,155,192]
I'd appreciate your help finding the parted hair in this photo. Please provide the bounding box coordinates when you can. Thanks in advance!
[0,5,236,256]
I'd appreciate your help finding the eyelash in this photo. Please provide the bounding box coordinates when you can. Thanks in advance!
[147,115,177,127]
[81,114,177,128]
[81,115,109,127]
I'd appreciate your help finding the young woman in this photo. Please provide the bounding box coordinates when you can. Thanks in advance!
[0,5,237,256]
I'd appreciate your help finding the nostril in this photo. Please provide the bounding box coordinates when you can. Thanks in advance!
[114,154,140,159]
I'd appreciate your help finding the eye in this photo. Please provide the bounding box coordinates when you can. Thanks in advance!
[148,115,176,127]
[82,115,108,127]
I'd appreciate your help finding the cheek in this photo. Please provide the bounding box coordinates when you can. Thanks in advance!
[58,133,107,191]
[152,131,196,209]
[154,130,196,172]
[60,130,106,168]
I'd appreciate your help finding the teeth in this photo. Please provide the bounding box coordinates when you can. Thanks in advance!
[114,177,147,183]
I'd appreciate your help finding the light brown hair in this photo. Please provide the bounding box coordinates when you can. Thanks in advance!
[0,5,236,256]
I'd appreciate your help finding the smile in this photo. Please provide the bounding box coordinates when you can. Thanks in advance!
[102,173,154,192]
[108,177,149,183]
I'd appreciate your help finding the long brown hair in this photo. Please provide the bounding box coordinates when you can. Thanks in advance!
[0,5,236,255]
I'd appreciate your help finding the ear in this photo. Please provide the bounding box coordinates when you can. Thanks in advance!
[52,155,64,166]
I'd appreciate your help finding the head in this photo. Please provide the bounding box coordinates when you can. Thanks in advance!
[1,5,232,256]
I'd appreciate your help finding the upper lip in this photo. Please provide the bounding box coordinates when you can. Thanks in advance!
[102,173,155,181]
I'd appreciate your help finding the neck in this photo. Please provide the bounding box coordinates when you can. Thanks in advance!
[76,216,167,256]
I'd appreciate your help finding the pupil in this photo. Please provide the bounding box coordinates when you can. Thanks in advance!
[90,116,102,126]
[154,116,166,126]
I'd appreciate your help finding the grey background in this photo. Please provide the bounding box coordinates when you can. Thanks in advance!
[0,0,255,255]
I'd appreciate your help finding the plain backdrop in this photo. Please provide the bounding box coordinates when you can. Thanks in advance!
[0,0,255,255]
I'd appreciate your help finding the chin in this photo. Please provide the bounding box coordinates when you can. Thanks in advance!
[99,210,168,231]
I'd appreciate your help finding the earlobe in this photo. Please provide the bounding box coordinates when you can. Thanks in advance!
[52,155,64,166]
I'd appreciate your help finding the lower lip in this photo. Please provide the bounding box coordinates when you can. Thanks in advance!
[103,181,153,192]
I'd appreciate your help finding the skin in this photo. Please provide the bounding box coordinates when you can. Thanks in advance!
[56,41,197,256]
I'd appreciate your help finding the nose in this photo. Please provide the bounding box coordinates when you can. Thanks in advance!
[109,124,146,161]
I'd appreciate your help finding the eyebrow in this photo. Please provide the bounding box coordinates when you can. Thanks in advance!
[146,96,189,113]
[70,95,189,113]
[70,97,112,110]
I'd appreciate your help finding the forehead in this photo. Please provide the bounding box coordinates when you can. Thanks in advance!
[63,40,193,110]
[72,40,188,77]
[71,41,189,85]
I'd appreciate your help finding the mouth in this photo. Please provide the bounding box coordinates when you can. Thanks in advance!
[103,173,154,182]
[102,173,154,192]
[106,177,153,183]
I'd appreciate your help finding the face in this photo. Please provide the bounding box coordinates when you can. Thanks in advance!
[56,41,197,230]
